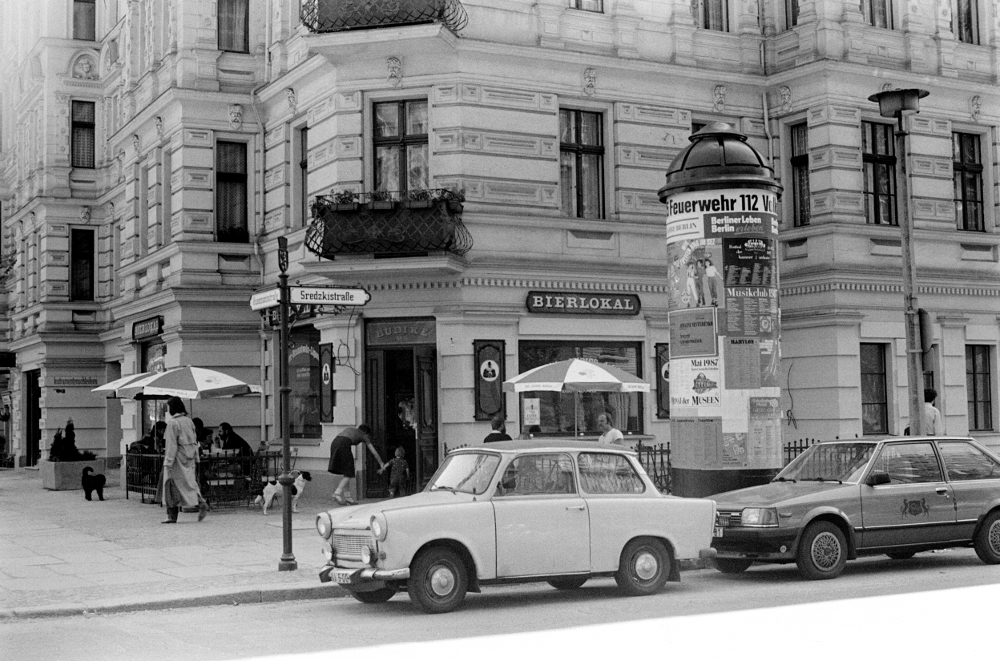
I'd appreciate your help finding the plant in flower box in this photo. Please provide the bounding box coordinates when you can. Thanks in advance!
[404,189,432,209]
[332,189,359,211]
[370,190,395,210]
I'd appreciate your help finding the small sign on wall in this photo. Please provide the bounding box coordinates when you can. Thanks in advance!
[523,398,541,426]
[473,340,505,421]
[320,343,335,423]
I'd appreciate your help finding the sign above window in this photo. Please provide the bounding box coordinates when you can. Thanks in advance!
[132,316,163,341]
[525,291,640,316]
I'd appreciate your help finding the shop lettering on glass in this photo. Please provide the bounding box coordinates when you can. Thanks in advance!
[374,324,431,341]
[526,291,641,316]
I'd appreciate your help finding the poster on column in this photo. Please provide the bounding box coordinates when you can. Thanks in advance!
[748,396,782,468]
[668,356,721,418]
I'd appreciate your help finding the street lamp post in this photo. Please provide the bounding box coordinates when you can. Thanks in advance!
[869,89,929,436]
[276,236,296,571]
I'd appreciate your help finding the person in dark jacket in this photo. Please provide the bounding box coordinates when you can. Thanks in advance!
[216,422,253,457]
[483,415,512,443]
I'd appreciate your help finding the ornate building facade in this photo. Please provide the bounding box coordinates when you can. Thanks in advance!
[0,1,997,489]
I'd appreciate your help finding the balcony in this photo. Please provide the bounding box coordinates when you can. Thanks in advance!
[304,189,473,259]
[300,0,468,34]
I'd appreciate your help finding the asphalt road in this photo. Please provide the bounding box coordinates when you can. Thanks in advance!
[4,549,999,661]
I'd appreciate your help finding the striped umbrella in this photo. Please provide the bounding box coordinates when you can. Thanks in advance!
[503,358,650,393]
[91,371,158,395]
[113,366,257,400]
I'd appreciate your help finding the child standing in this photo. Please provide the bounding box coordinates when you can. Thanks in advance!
[381,447,411,498]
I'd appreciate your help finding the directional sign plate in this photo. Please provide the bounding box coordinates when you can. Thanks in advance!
[289,286,370,306]
[249,288,281,311]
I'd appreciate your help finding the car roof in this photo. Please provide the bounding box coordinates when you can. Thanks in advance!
[451,439,631,453]
[817,436,977,444]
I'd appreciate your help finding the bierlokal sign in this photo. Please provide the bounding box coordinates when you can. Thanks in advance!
[526,291,641,316]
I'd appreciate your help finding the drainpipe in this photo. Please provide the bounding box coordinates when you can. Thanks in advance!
[762,91,773,169]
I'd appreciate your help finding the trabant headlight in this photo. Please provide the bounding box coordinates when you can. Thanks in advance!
[370,513,387,541]
[316,512,333,539]
[740,508,779,527]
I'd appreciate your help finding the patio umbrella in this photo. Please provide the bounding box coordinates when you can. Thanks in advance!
[91,371,158,395]
[113,366,257,400]
[503,359,650,436]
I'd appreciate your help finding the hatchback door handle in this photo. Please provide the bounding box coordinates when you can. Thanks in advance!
[566,505,585,511]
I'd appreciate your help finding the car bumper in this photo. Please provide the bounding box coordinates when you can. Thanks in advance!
[711,527,798,561]
[319,564,411,586]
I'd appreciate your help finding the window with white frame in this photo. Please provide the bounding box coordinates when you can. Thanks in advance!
[953,0,979,45]
[862,121,897,226]
[790,123,810,227]
[559,109,605,219]
[967,345,993,431]
[70,228,95,302]
[218,0,249,53]
[215,141,249,243]
[71,101,96,169]
[953,132,984,232]
[861,0,892,28]
[861,343,889,435]
[374,100,429,194]
[692,0,729,31]
[73,0,96,41]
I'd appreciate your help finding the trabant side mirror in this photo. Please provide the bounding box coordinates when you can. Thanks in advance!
[867,471,891,487]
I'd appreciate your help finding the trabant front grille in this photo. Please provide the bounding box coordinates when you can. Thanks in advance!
[333,531,371,560]
[716,511,740,528]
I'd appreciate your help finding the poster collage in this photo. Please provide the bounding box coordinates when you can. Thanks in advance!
[664,188,782,470]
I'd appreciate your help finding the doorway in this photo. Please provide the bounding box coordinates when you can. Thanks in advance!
[25,370,41,466]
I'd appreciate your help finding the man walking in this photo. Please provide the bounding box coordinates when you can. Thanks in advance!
[922,388,944,435]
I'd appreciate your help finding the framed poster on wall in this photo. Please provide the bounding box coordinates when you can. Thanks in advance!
[319,343,335,423]
[655,343,670,419]
[473,340,505,421]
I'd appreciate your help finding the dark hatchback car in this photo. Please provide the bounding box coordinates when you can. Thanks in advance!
[711,436,1000,579]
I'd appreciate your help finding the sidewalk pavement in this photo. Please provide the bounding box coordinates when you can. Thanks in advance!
[0,470,348,620]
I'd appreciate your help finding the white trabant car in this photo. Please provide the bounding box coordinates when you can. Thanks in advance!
[316,440,717,613]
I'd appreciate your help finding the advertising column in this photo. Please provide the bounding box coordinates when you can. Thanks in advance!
[659,124,783,497]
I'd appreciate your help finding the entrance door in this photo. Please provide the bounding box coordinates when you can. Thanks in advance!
[25,370,41,466]
[413,345,438,489]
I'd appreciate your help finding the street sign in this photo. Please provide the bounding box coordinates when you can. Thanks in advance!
[249,288,281,311]
[289,286,370,306]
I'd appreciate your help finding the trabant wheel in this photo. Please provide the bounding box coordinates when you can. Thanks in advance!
[796,521,847,580]
[548,577,588,590]
[407,547,469,614]
[974,510,1000,565]
[349,586,396,604]
[714,558,753,574]
[886,551,916,560]
[615,538,670,596]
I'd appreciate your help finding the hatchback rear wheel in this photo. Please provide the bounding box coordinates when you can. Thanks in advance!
[974,510,1000,564]
[615,538,670,596]
[796,521,847,580]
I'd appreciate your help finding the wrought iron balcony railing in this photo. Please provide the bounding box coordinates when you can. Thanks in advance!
[305,189,473,259]
[301,0,468,34]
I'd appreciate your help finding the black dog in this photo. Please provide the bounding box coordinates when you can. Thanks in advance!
[82,467,106,501]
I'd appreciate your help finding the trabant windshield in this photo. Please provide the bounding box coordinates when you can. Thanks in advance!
[775,443,875,483]
[427,452,501,495]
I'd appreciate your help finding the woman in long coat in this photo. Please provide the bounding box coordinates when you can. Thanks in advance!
[162,396,209,523]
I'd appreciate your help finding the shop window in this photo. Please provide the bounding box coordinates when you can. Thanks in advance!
[953,132,984,232]
[966,345,993,431]
[517,341,643,436]
[862,0,892,28]
[862,121,897,226]
[73,0,96,40]
[953,0,979,45]
[560,109,605,219]
[691,0,729,31]
[216,141,248,243]
[374,100,428,193]
[860,343,889,435]
[71,101,96,169]
[140,342,167,438]
[69,228,95,301]
[218,0,249,53]
[790,122,810,227]
[289,325,322,438]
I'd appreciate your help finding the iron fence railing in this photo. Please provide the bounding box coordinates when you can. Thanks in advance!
[635,441,671,494]
[301,0,468,34]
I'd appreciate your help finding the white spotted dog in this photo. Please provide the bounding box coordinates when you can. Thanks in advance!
[255,470,312,514]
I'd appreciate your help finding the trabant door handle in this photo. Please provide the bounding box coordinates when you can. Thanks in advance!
[935,487,949,496]
[566,505,586,511]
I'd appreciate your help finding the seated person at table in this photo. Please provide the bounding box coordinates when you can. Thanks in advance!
[215,422,253,457]
[193,418,215,454]
[130,421,166,453]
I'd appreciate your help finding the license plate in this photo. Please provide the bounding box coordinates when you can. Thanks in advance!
[714,527,724,538]
[333,569,355,585]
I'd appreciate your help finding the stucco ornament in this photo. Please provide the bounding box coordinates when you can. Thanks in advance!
[970,95,981,122]
[778,86,791,114]
[72,55,98,80]
[881,82,893,93]
[81,206,91,223]
[583,68,596,96]
[387,57,402,87]
[229,104,243,130]
[131,133,141,154]
[154,116,163,139]
[285,88,297,114]
[713,85,726,113]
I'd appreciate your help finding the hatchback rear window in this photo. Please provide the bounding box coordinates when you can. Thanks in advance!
[578,453,645,494]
